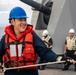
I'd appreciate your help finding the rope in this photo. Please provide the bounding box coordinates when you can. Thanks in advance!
[4,61,76,71]
[3,61,65,71]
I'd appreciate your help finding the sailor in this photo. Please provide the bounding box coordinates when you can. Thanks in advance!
[63,29,76,71]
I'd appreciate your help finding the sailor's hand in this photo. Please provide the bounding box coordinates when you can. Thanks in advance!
[61,56,75,64]
[43,40,48,44]
[74,51,76,55]
[63,51,66,54]
[69,59,75,64]
[0,66,3,73]
[43,40,45,42]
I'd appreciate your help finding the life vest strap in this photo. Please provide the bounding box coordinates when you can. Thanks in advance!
[4,60,37,68]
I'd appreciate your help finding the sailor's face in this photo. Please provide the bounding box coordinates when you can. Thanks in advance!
[11,18,27,33]
[69,33,74,37]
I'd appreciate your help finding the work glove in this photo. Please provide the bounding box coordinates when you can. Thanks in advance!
[61,55,75,64]
[57,54,75,64]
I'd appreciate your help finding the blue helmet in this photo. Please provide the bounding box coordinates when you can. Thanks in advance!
[9,7,28,20]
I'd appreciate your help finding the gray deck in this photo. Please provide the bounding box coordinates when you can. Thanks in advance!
[0,68,76,75]
[38,68,76,75]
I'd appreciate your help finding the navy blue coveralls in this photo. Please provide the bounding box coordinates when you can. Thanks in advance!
[38,38,53,69]
[0,32,58,75]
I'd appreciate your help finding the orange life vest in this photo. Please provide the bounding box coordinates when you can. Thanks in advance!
[3,32,37,69]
